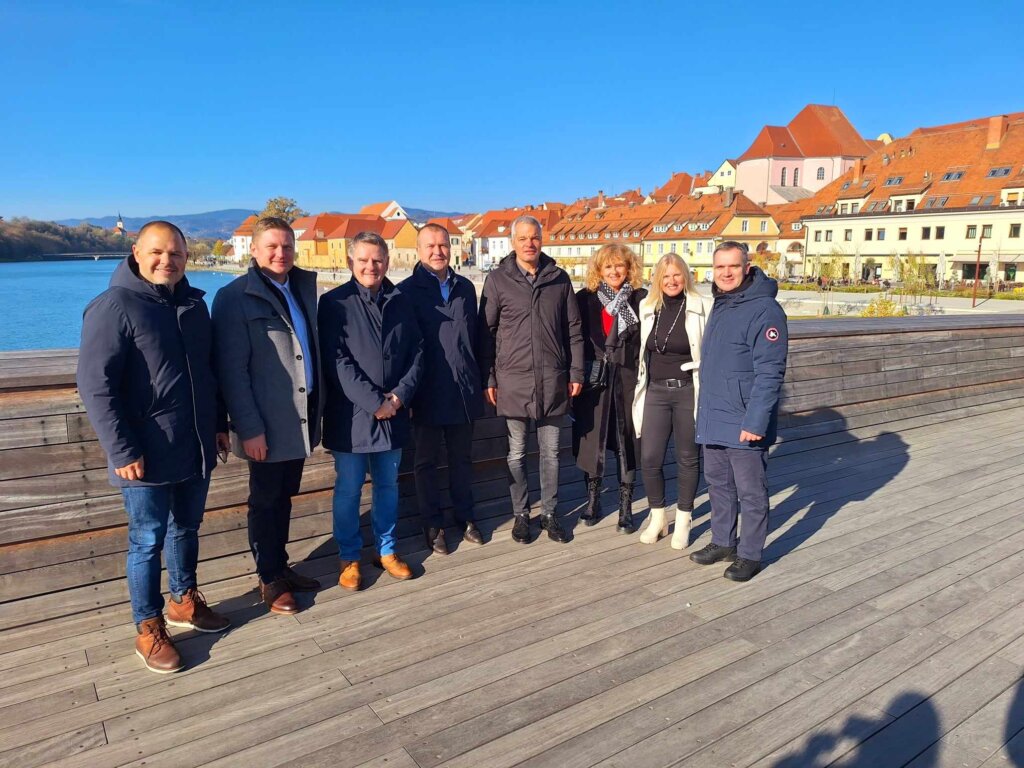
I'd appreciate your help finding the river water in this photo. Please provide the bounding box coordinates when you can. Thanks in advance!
[1,260,237,351]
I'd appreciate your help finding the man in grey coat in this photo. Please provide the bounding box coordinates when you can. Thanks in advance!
[212,217,325,615]
[479,214,584,544]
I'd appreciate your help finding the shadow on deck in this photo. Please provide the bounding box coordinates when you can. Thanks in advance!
[2,315,1024,767]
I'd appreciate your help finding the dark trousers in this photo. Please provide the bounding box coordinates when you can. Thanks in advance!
[247,457,305,583]
[703,445,769,561]
[413,421,475,530]
[640,379,700,510]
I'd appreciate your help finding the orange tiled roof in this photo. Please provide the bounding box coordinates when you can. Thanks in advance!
[381,220,407,239]
[327,217,387,239]
[360,202,395,216]
[799,113,1024,218]
[427,217,465,236]
[233,215,258,236]
[738,104,874,162]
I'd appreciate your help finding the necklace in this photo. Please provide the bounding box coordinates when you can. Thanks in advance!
[654,297,685,354]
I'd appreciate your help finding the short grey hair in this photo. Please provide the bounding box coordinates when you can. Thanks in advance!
[348,230,388,259]
[713,240,749,263]
[510,214,542,239]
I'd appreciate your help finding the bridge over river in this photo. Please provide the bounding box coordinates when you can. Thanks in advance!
[1,315,1023,767]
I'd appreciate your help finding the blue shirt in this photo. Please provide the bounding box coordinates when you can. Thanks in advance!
[269,276,314,394]
[432,267,455,302]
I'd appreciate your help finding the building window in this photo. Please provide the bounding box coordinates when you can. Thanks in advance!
[970,195,982,206]
[760,220,767,233]
[906,200,915,211]
[936,226,945,240]
[988,167,1012,178]
[817,167,825,181]
[884,176,904,186]
[899,228,908,241]
[877,229,886,241]
[840,204,849,214]
[814,230,822,242]
[658,243,664,254]
[844,229,853,241]
[697,241,703,253]
[741,219,749,232]
[851,203,860,213]
[982,195,995,206]
[1011,224,1022,238]
[780,168,787,187]
[825,230,833,242]
[967,225,978,239]
[922,227,931,240]
[865,229,873,241]
[942,171,965,181]
[982,224,993,238]
[793,167,800,186]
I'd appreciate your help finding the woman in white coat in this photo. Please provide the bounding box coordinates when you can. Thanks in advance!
[632,252,712,549]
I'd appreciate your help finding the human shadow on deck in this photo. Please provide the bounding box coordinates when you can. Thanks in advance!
[760,407,910,566]
[769,692,940,767]
[1004,676,1024,765]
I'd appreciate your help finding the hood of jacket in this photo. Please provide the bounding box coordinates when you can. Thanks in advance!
[711,266,777,306]
[111,255,203,305]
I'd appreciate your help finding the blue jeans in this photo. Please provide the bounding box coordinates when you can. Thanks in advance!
[121,475,211,625]
[332,449,401,561]
[506,417,562,518]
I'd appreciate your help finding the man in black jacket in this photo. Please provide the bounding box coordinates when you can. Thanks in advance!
[400,223,485,554]
[479,215,584,544]
[77,221,230,674]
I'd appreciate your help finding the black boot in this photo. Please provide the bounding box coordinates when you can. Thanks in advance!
[616,482,635,534]
[580,475,601,527]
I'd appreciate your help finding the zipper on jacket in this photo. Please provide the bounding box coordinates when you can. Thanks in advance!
[178,302,207,478]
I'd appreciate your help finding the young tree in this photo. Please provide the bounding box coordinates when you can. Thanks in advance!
[212,240,225,257]
[259,197,308,223]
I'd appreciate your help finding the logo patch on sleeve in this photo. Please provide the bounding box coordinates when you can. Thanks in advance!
[766,327,780,342]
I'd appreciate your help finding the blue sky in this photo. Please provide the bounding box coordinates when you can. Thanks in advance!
[2,0,1021,220]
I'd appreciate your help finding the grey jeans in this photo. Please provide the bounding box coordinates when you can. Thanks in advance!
[506,416,562,518]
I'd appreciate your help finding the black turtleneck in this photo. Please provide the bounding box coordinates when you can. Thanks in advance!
[647,292,691,380]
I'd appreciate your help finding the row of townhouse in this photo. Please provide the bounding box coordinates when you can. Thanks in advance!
[230,201,468,268]
[795,113,1024,284]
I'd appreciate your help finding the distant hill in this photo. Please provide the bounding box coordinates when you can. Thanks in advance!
[56,209,256,240]
[404,207,467,223]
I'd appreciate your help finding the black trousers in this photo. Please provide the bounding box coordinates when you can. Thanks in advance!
[640,379,700,510]
[247,457,305,583]
[413,421,475,529]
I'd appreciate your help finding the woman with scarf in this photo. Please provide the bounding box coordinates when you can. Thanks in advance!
[572,243,646,534]
[632,252,712,549]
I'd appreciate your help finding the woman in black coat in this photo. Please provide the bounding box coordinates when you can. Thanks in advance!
[572,243,647,533]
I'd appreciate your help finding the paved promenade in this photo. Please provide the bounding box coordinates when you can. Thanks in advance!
[2,405,1024,767]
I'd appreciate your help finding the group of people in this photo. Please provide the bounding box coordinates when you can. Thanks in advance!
[77,213,787,674]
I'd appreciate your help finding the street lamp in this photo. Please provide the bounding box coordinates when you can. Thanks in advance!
[971,232,987,308]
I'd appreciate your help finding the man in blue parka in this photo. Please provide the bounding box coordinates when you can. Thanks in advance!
[399,223,485,555]
[692,241,788,582]
[318,231,424,592]
[77,221,230,674]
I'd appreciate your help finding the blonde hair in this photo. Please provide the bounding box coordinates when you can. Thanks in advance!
[648,252,699,310]
[584,243,643,292]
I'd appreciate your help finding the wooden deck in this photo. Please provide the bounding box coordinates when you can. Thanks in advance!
[2,406,1024,767]
[2,316,1024,767]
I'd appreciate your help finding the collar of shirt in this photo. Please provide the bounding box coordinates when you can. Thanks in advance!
[356,280,385,306]
[431,267,454,286]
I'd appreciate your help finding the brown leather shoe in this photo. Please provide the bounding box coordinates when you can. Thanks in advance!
[339,560,361,592]
[260,579,299,615]
[373,553,413,581]
[426,527,448,555]
[136,616,183,674]
[282,566,320,593]
[165,587,230,633]
[462,521,484,545]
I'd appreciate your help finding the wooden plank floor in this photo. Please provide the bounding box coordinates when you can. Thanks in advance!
[2,407,1024,768]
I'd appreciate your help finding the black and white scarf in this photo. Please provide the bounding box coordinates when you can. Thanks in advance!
[597,282,639,335]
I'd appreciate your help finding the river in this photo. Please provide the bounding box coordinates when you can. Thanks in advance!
[1,260,238,351]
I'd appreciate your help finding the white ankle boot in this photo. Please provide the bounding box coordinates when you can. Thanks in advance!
[640,507,668,544]
[671,508,692,550]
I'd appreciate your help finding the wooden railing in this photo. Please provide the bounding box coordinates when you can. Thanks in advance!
[1,315,1023,631]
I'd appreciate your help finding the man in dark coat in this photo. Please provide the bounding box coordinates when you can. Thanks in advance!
[692,241,788,582]
[399,223,485,555]
[478,215,584,544]
[212,217,324,616]
[77,221,230,674]
[318,232,424,591]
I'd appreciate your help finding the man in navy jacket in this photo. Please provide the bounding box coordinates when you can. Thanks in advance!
[692,241,788,582]
[399,223,485,554]
[318,231,424,591]
[77,221,230,674]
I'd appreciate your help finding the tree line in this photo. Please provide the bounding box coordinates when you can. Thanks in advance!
[0,219,130,261]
